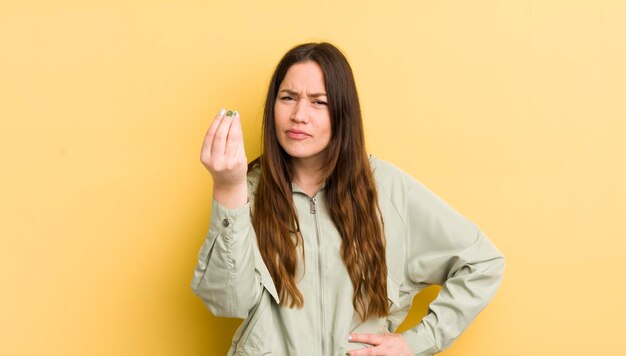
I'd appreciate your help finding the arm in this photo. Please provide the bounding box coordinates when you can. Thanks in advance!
[400,173,506,355]
[191,108,278,318]
[190,198,277,318]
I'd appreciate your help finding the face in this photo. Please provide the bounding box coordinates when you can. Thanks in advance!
[274,61,332,167]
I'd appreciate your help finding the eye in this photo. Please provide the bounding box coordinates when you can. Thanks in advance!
[313,100,328,105]
[280,96,295,101]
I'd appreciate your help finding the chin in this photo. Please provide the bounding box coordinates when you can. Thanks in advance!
[285,151,315,159]
[278,139,328,161]
[281,147,317,160]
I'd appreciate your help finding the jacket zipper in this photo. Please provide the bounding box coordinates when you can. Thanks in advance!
[310,197,326,355]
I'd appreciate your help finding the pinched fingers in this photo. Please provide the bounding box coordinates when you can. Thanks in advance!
[211,109,236,157]
[200,108,248,187]
[200,108,226,163]
[224,111,245,159]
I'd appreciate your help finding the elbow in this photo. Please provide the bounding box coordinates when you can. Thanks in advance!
[487,251,506,290]
[192,287,250,319]
[478,230,506,283]
[206,300,250,319]
[191,279,257,319]
[495,250,505,279]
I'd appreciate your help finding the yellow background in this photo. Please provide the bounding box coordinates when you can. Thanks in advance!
[1,0,625,355]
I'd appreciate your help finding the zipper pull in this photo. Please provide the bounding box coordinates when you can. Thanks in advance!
[309,197,316,214]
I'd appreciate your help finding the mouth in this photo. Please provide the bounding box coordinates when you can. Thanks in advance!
[286,129,311,139]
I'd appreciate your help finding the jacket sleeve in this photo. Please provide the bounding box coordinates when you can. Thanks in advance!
[190,198,280,319]
[398,173,505,355]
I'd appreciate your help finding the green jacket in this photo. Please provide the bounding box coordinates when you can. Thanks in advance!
[191,155,505,355]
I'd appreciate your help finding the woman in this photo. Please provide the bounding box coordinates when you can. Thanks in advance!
[191,42,505,356]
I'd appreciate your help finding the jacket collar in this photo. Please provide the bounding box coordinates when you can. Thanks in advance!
[289,154,375,195]
[291,180,327,196]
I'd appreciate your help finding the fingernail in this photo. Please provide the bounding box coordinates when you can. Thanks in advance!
[226,110,233,117]
[347,335,353,341]
[219,108,226,116]
[233,111,239,118]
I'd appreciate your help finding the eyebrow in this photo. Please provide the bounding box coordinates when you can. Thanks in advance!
[279,89,327,98]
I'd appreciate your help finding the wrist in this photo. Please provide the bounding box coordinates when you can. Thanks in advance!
[212,181,248,209]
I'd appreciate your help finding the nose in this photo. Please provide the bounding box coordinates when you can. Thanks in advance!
[290,100,308,124]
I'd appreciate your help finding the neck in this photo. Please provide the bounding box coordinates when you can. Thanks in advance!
[291,156,326,196]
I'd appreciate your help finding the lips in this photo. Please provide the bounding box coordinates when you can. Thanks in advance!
[287,129,311,136]
[286,129,311,140]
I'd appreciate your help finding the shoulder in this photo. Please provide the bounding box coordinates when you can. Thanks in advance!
[371,154,479,238]
[368,154,415,196]
[369,154,406,178]
[369,154,447,203]
[369,154,450,220]
[367,154,417,222]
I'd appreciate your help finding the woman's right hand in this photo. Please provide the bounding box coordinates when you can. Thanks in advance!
[200,109,248,209]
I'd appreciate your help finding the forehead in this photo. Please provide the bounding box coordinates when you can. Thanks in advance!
[279,61,326,91]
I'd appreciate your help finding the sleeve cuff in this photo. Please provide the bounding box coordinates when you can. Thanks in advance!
[210,198,251,237]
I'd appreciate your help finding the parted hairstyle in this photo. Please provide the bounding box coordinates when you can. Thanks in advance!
[249,42,388,321]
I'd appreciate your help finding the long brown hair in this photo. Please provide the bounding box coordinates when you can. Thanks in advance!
[250,42,388,321]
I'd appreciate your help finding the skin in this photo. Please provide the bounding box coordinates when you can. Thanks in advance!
[200,61,412,355]
[347,333,412,355]
[273,61,332,197]
[200,108,248,209]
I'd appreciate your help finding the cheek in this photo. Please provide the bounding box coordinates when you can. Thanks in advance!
[273,100,280,113]
[322,116,332,136]
[274,105,288,125]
